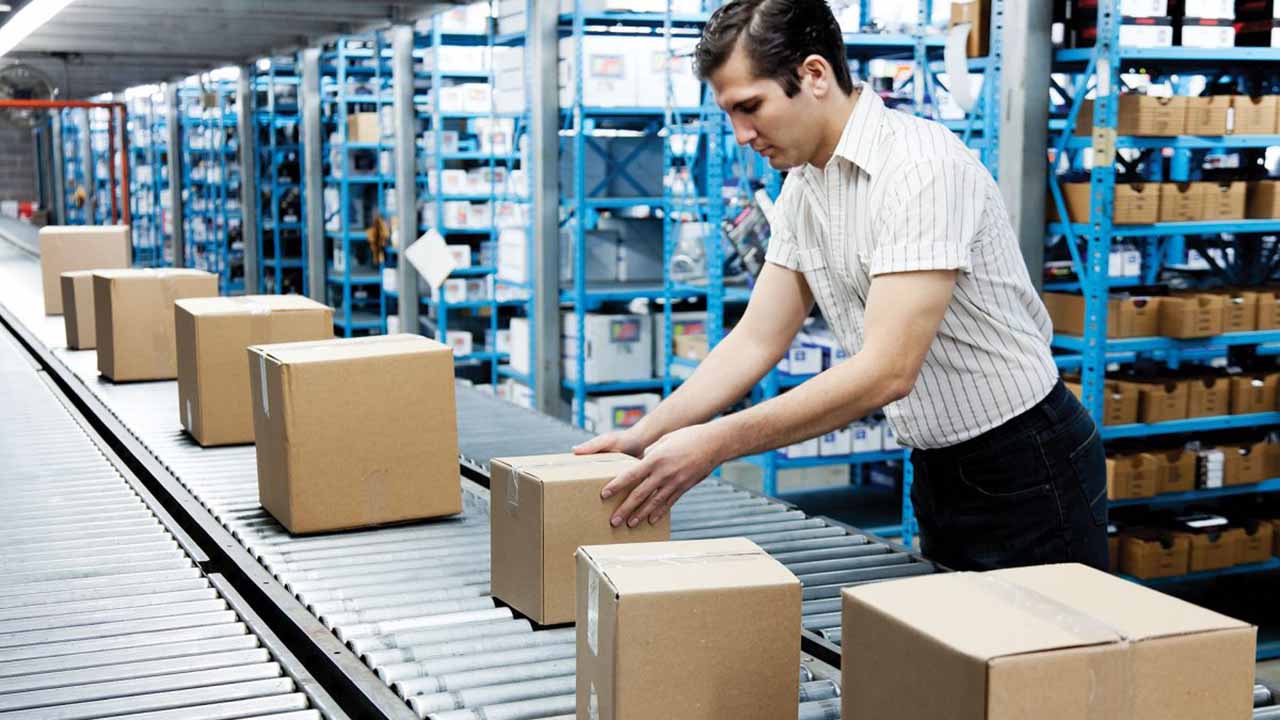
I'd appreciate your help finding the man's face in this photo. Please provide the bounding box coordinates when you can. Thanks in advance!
[709,39,819,170]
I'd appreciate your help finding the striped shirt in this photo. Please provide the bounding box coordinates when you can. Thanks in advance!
[764,84,1059,450]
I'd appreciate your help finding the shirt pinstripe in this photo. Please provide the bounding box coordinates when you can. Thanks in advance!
[763,84,1059,450]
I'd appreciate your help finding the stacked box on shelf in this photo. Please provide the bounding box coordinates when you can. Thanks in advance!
[178,78,244,294]
[253,58,307,296]
[320,34,394,335]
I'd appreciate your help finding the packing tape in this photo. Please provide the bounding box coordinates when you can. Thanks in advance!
[587,567,600,657]
[592,550,764,569]
[943,23,979,114]
[507,470,519,512]
[259,353,270,419]
[186,399,193,433]
[589,683,600,720]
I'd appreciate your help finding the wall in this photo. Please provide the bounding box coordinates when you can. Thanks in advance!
[0,125,37,201]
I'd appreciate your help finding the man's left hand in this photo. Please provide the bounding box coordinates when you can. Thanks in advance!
[601,423,727,528]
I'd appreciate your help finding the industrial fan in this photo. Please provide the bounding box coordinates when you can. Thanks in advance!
[0,63,56,129]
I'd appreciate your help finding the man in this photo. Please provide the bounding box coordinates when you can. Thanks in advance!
[575,0,1108,571]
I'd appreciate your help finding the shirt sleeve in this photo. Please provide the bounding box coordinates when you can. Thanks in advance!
[762,174,803,271]
[870,158,983,276]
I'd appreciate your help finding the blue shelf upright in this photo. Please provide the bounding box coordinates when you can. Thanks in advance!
[178,77,244,293]
[87,106,114,226]
[253,58,307,295]
[321,34,394,335]
[59,108,88,225]
[126,89,168,267]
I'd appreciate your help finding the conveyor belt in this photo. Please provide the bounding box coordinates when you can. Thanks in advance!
[0,329,344,720]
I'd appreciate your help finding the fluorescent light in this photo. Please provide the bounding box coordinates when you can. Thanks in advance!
[0,0,77,58]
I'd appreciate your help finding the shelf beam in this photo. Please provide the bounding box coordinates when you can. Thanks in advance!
[392,25,419,334]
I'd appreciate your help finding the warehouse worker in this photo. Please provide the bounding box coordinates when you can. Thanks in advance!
[575,0,1109,572]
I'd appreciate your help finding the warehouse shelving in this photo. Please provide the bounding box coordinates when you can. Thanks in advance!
[1111,477,1280,508]
[253,58,307,295]
[87,106,114,225]
[320,34,394,335]
[178,78,244,293]
[59,108,88,225]
[126,89,168,267]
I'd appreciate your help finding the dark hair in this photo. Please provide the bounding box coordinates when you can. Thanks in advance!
[694,0,853,98]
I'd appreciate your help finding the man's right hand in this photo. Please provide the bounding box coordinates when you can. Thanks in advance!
[573,428,648,459]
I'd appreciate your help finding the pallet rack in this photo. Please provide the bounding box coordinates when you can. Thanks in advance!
[178,77,244,293]
[253,59,307,295]
[126,89,168,267]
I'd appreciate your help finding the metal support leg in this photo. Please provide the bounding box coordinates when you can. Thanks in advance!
[165,87,184,267]
[79,109,96,229]
[237,69,259,294]
[50,112,66,225]
[531,1,562,415]
[391,25,419,335]
[301,48,325,303]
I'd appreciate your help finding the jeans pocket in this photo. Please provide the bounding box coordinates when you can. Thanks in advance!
[955,430,1053,499]
[1068,421,1108,528]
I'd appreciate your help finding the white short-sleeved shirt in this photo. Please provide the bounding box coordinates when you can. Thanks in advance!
[764,84,1058,450]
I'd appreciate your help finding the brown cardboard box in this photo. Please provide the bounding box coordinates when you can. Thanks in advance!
[1050,182,1159,225]
[1108,534,1120,571]
[1248,181,1280,219]
[1223,291,1260,333]
[1267,443,1280,480]
[949,0,989,57]
[1239,522,1274,565]
[246,334,461,534]
[841,563,1254,720]
[1230,373,1280,415]
[673,333,709,362]
[1185,95,1231,135]
[1201,181,1247,220]
[1257,292,1280,330]
[1158,183,1203,222]
[347,112,381,143]
[1231,95,1279,135]
[39,225,131,315]
[1156,449,1197,494]
[1158,294,1225,338]
[489,453,669,626]
[1076,96,1188,136]
[1134,380,1190,424]
[1106,454,1160,500]
[1185,375,1232,417]
[1223,442,1269,486]
[174,295,333,447]
[577,539,801,720]
[92,269,218,382]
[1176,529,1246,572]
[1065,379,1139,425]
[1122,530,1191,579]
[1273,520,1280,558]
[59,270,97,349]
[1043,292,1159,338]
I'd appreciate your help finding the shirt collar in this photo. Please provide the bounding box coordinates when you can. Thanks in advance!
[827,82,883,173]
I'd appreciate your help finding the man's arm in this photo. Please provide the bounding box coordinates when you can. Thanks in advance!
[573,261,813,456]
[602,268,957,528]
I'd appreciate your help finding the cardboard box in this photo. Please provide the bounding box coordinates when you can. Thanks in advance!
[1239,521,1274,565]
[60,271,98,349]
[1176,528,1246,572]
[1065,379,1140,425]
[1050,182,1159,225]
[1230,95,1279,134]
[777,343,823,376]
[1106,453,1160,499]
[1158,183,1203,222]
[1201,181,1247,220]
[841,563,1254,720]
[1258,291,1280,329]
[1230,373,1279,414]
[246,334,461,534]
[652,310,706,376]
[1186,375,1232,417]
[174,295,333,447]
[1184,95,1231,134]
[1108,532,1120,572]
[1224,441,1269,485]
[562,313,653,384]
[39,225,131,315]
[489,454,669,626]
[1274,520,1280,558]
[1042,292,1160,338]
[780,438,820,459]
[1134,380,1190,424]
[93,269,218,382]
[347,112,382,143]
[577,538,801,720]
[1122,530,1191,578]
[1222,291,1260,333]
[1076,96,1187,136]
[672,333,708,363]
[1247,181,1280,219]
[820,428,853,456]
[1158,294,1225,338]
[850,421,882,453]
[950,0,989,57]
[1156,449,1197,494]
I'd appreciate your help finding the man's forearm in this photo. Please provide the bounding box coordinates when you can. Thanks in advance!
[632,325,783,446]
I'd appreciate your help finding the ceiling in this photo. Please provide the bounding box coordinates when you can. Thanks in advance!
[2,0,463,98]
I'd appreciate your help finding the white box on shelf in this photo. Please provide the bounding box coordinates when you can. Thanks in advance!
[558,36,637,107]
[438,86,465,112]
[443,201,471,228]
[446,330,474,358]
[381,267,398,294]
[780,439,820,459]
[1118,0,1169,16]
[490,328,512,355]
[1182,0,1233,18]
[850,421,882,454]
[443,279,467,304]
[652,310,707,376]
[441,170,469,196]
[385,315,400,334]
[562,312,653,384]
[498,228,529,282]
[509,316,530,376]
[777,342,822,377]
[465,278,487,300]
[881,423,903,451]
[447,244,472,268]
[581,392,660,434]
[819,428,853,457]
[460,83,492,113]
[1181,21,1235,48]
[1119,21,1174,47]
[468,203,492,228]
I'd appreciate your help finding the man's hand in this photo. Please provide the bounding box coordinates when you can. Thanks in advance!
[599,423,726,528]
[572,428,647,459]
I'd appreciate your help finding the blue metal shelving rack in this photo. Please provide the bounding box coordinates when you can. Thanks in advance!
[59,109,88,226]
[320,34,393,336]
[253,59,307,295]
[126,92,168,267]
[87,107,113,226]
[178,79,244,293]
[1046,0,1280,657]
[403,13,515,382]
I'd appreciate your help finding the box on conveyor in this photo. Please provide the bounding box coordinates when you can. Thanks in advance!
[576,538,801,720]
[246,334,461,534]
[489,453,669,626]
[39,225,131,314]
[841,563,1255,720]
[59,270,97,349]
[175,295,333,447]
[92,269,218,382]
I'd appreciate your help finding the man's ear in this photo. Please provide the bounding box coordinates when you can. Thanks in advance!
[800,54,830,98]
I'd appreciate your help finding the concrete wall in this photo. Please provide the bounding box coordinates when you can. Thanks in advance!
[0,126,37,201]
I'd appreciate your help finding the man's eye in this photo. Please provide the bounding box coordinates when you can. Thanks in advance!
[742,103,759,114]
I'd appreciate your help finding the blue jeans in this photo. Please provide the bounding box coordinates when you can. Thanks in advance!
[909,380,1110,572]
